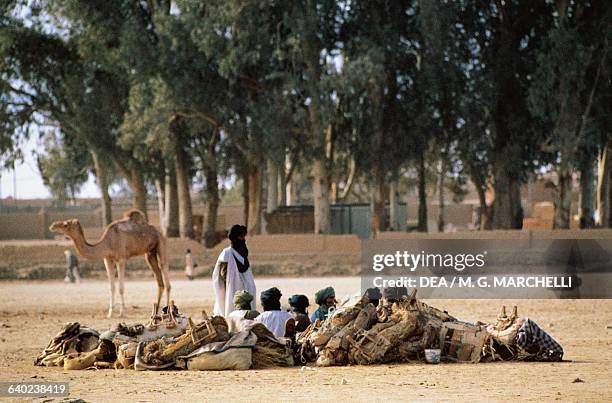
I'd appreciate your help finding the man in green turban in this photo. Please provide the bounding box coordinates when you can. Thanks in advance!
[226,290,260,333]
[310,286,336,322]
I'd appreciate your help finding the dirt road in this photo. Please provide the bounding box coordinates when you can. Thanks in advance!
[0,278,610,402]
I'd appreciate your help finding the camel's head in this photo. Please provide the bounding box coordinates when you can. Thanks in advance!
[49,219,81,236]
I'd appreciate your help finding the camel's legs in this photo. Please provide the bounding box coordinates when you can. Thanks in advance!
[103,257,116,318]
[157,238,172,308]
[145,252,164,315]
[161,266,171,308]
[117,259,127,318]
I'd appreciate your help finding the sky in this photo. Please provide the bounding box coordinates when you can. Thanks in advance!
[0,136,100,200]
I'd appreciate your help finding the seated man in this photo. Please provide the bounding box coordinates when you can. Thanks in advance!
[288,294,311,333]
[310,286,337,323]
[227,290,260,333]
[255,287,293,338]
[364,287,382,307]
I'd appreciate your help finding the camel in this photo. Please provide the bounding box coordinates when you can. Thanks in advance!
[49,209,171,320]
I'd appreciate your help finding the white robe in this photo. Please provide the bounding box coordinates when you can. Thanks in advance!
[213,246,256,317]
[255,310,293,338]
[227,309,251,333]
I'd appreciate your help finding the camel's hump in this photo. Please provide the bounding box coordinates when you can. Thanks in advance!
[123,209,147,225]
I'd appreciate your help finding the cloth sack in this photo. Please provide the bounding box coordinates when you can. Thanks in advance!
[176,331,256,370]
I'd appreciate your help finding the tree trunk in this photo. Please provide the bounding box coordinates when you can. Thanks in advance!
[174,145,194,239]
[389,181,400,231]
[203,160,219,247]
[203,130,220,247]
[468,169,492,230]
[129,168,147,218]
[155,178,165,233]
[579,153,596,229]
[597,141,611,227]
[242,165,250,225]
[286,179,297,206]
[313,123,334,234]
[330,181,338,204]
[302,7,332,234]
[312,159,331,234]
[370,115,386,235]
[553,169,572,229]
[266,159,278,214]
[247,164,262,234]
[437,158,446,233]
[279,158,287,207]
[370,76,386,236]
[417,149,428,232]
[338,158,357,202]
[371,166,386,235]
[111,157,146,217]
[91,150,112,226]
[491,152,523,229]
[489,13,526,230]
[164,167,180,237]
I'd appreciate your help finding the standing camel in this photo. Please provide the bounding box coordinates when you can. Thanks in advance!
[49,209,171,319]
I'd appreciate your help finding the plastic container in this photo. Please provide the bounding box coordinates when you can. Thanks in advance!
[424,348,441,364]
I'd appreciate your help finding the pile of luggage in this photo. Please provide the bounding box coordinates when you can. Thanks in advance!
[34,302,293,371]
[295,288,564,366]
[34,290,563,371]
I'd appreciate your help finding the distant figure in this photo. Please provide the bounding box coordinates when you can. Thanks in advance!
[63,249,81,284]
[212,225,256,317]
[288,294,311,332]
[311,286,336,322]
[255,287,294,338]
[226,290,260,333]
[185,249,196,280]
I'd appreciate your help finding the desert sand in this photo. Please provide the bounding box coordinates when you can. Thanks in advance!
[0,278,610,402]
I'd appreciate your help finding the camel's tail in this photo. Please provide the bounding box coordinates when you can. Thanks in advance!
[123,208,147,225]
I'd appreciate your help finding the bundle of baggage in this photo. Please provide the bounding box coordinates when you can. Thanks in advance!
[34,301,294,371]
[34,289,564,371]
[295,287,564,366]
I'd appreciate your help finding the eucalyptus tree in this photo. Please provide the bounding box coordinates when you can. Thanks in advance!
[457,1,556,229]
[337,0,421,234]
[418,0,466,232]
[273,0,345,234]
[118,0,229,239]
[187,0,307,234]
[528,0,611,228]
[0,0,148,221]
[36,132,90,208]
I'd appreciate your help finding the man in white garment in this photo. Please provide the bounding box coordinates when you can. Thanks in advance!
[213,225,257,317]
[227,290,260,333]
[255,287,294,338]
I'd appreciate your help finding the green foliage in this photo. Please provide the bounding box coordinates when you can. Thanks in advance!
[0,0,610,230]
[36,132,90,206]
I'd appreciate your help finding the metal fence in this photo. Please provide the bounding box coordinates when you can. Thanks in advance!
[331,203,407,239]
[266,203,407,239]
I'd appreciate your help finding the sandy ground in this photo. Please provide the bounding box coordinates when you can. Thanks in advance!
[0,278,611,402]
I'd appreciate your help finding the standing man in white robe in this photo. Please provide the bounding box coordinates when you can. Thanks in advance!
[213,225,257,317]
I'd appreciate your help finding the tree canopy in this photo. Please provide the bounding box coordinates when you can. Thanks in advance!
[1,0,611,237]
